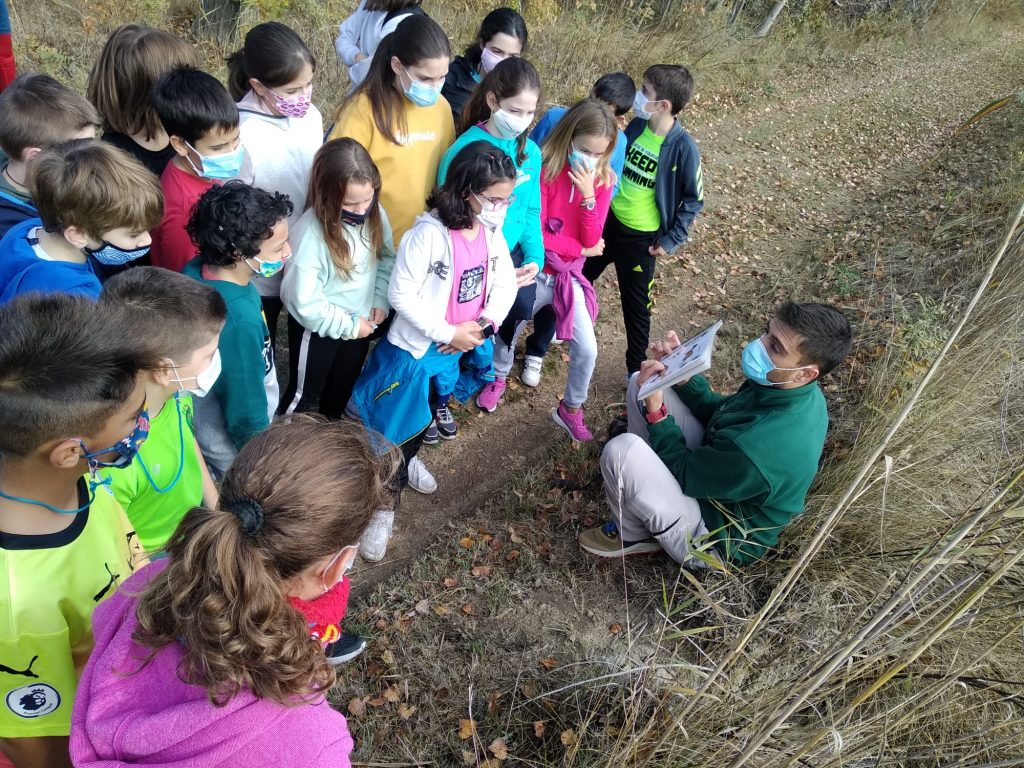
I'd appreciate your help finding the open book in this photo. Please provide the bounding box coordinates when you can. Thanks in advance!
[637,320,724,399]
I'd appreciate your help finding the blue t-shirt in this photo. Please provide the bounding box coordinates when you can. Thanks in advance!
[530,107,627,199]
[0,218,100,304]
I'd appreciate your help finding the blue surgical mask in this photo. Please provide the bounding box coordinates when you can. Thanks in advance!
[741,338,812,387]
[86,241,151,266]
[185,142,244,181]
[79,404,151,470]
[245,255,286,279]
[569,142,598,172]
[401,66,443,108]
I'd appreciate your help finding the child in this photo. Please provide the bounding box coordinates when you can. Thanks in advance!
[227,22,321,348]
[149,66,246,274]
[348,142,517,559]
[0,72,101,240]
[480,100,617,441]
[335,0,424,91]
[280,138,396,423]
[0,139,163,303]
[441,7,528,123]
[87,25,201,177]
[69,417,397,767]
[439,57,544,426]
[97,267,226,554]
[582,64,704,378]
[327,13,454,247]
[530,72,634,197]
[0,292,151,768]
[182,182,292,479]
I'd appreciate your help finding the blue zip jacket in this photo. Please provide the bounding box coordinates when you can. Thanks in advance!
[529,107,626,198]
[0,218,100,304]
[437,125,544,270]
[623,117,704,253]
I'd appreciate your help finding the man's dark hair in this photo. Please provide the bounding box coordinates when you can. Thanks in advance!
[427,141,516,231]
[99,267,228,366]
[0,293,162,457]
[644,64,694,115]
[592,72,635,117]
[777,301,853,378]
[186,181,293,267]
[151,66,239,146]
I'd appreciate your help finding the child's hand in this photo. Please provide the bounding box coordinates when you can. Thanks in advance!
[582,238,606,257]
[440,321,485,353]
[649,242,668,257]
[568,158,597,201]
[516,263,539,287]
[649,330,682,361]
[369,308,387,326]
[354,52,368,63]
[357,317,375,338]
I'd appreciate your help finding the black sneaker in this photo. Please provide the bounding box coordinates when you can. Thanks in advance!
[324,632,367,665]
[607,411,629,440]
[422,420,440,445]
[435,404,458,440]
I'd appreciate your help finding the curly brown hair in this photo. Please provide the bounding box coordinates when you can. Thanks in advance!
[131,416,398,707]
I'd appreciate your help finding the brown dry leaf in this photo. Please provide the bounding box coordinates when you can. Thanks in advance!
[506,549,521,562]
[560,352,571,362]
[521,681,539,698]
[381,649,395,664]
[414,599,430,615]
[481,760,501,768]
[397,702,417,720]
[433,605,449,616]
[461,750,476,766]
[537,541,551,553]
[533,720,547,738]
[471,565,491,579]
[382,684,401,703]
[443,577,458,587]
[488,737,509,760]
[347,696,368,717]
[461,603,475,615]
[458,719,476,739]
[561,729,578,746]
[609,623,622,635]
[460,537,475,549]
[367,696,386,707]
[541,656,557,670]
[487,691,502,714]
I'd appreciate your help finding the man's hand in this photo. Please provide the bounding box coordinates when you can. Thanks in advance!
[649,330,682,361]
[582,238,605,257]
[649,242,668,257]
[437,321,484,354]
[369,307,387,326]
[515,263,540,287]
[637,359,667,415]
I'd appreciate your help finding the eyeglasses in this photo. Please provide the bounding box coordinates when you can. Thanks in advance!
[476,193,517,209]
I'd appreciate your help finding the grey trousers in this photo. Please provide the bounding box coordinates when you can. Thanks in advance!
[601,374,721,566]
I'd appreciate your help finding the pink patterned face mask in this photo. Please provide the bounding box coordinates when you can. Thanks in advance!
[264,85,312,119]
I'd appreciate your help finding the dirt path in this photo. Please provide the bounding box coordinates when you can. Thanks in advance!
[347,31,1024,595]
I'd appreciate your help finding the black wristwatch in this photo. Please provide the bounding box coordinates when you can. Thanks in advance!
[477,318,495,339]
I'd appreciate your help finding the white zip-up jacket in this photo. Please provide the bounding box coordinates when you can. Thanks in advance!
[335,1,419,90]
[387,211,517,359]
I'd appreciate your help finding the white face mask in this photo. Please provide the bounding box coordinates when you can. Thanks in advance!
[172,349,222,398]
[473,193,509,229]
[492,108,532,139]
[633,90,660,120]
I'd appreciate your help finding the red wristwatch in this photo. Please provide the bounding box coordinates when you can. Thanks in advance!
[645,403,668,424]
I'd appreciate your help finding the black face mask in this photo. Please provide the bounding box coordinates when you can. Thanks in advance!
[342,208,369,227]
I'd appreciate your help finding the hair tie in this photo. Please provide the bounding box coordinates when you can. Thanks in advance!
[223,496,264,536]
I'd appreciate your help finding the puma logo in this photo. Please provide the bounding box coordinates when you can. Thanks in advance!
[93,563,120,603]
[0,656,39,679]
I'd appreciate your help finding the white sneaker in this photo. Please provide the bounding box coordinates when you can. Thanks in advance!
[551,338,564,345]
[407,455,438,494]
[360,509,394,562]
[521,355,543,387]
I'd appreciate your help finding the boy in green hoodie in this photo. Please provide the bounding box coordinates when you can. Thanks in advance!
[580,302,853,567]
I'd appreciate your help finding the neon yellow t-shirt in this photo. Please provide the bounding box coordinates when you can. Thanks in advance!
[0,479,147,738]
[104,394,203,553]
[610,125,666,233]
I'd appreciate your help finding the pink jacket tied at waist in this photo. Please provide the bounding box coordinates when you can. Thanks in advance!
[544,217,598,341]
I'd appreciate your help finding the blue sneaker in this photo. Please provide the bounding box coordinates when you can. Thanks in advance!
[422,420,439,445]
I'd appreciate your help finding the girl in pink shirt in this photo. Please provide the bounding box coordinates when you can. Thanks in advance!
[481,99,618,441]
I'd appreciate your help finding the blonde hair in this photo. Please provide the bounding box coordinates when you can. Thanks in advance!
[132,417,398,707]
[540,99,618,190]
[87,25,200,142]
[27,139,164,237]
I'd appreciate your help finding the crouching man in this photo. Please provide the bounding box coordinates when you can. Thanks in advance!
[580,301,853,568]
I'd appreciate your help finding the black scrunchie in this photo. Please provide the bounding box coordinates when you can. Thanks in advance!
[222,496,264,536]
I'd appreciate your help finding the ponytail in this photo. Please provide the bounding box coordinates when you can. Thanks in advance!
[225,22,315,102]
[458,57,541,167]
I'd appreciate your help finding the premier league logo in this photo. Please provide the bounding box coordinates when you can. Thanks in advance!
[5,683,61,718]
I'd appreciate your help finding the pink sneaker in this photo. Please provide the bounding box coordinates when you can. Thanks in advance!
[477,378,506,413]
[552,401,593,442]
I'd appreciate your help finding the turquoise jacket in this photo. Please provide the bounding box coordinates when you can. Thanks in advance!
[437,125,544,270]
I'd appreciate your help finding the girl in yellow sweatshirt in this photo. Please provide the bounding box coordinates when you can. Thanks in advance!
[328,14,455,245]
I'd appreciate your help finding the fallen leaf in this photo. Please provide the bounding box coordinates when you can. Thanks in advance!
[414,599,430,615]
[373,729,388,745]
[444,577,459,587]
[460,537,475,549]
[458,719,476,739]
[397,702,417,719]
[487,691,502,714]
[506,549,520,562]
[381,649,395,664]
[347,696,369,717]
[560,352,571,362]
[609,623,622,635]
[471,565,491,579]
[541,656,557,670]
[533,720,547,737]
[367,696,386,707]
[383,685,401,703]
[521,682,539,698]
[481,760,501,768]
[433,605,449,615]
[462,603,475,615]
[462,750,475,765]
[489,737,509,760]
[561,729,577,746]
[537,541,551,553]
